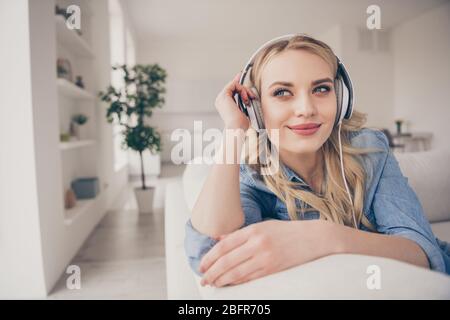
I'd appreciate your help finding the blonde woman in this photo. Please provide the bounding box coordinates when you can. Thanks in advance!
[184,34,450,287]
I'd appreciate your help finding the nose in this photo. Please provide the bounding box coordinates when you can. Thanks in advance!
[293,92,316,118]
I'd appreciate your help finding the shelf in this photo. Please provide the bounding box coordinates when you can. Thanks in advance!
[64,198,96,226]
[60,139,96,151]
[57,78,95,100]
[55,15,94,58]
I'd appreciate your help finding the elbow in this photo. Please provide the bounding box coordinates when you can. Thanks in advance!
[184,220,220,276]
[187,256,205,277]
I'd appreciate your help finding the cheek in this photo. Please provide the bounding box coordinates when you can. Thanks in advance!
[261,104,290,129]
[318,96,338,121]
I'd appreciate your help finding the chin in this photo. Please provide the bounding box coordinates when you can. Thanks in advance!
[281,140,323,154]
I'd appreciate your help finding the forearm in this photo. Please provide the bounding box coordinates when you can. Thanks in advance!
[191,128,247,238]
[328,222,430,269]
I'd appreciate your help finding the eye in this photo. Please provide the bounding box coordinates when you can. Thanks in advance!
[273,88,292,97]
[313,85,331,94]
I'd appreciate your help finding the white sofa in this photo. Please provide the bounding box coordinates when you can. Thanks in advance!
[164,149,450,299]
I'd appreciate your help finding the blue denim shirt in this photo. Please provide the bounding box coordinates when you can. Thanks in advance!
[184,128,450,276]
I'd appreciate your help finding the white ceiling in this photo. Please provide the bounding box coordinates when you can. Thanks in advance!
[124,0,448,41]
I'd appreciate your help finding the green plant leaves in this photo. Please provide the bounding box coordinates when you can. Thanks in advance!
[123,126,162,154]
[99,63,167,153]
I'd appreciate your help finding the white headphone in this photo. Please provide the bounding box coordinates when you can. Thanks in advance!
[235,34,358,228]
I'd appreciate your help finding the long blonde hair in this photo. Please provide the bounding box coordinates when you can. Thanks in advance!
[243,35,382,229]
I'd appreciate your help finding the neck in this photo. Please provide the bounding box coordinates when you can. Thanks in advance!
[279,148,324,191]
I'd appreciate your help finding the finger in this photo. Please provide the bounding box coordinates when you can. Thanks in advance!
[231,267,266,286]
[218,234,227,241]
[225,81,247,100]
[213,256,261,287]
[223,72,255,103]
[237,85,250,103]
[239,85,258,103]
[199,226,251,273]
[224,73,250,101]
[201,240,255,286]
[232,72,242,83]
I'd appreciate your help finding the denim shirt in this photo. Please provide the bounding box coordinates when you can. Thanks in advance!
[184,128,450,276]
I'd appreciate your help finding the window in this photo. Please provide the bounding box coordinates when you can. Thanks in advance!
[108,0,136,171]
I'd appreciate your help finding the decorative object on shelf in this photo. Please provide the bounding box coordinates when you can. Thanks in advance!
[394,118,404,135]
[99,64,167,213]
[392,131,433,152]
[75,75,85,88]
[71,177,99,199]
[55,5,69,19]
[64,188,77,209]
[60,132,71,142]
[57,58,73,82]
[70,113,88,140]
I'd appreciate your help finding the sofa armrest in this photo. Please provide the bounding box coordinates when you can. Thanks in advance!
[193,254,450,299]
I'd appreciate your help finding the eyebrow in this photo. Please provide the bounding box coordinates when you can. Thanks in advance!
[268,77,334,89]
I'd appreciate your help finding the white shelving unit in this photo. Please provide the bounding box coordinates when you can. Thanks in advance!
[59,139,96,151]
[57,78,95,100]
[64,198,95,226]
[55,0,100,225]
[55,15,94,58]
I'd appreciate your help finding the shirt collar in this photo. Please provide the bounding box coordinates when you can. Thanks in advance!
[280,162,309,186]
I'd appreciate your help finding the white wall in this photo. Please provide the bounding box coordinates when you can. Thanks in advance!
[0,0,129,298]
[341,26,394,130]
[137,37,230,162]
[0,0,47,298]
[392,1,450,150]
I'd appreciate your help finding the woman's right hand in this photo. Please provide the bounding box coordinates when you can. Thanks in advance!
[215,72,256,131]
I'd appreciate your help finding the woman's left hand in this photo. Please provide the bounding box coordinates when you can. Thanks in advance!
[199,219,336,287]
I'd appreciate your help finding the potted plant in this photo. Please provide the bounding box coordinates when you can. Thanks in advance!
[99,64,166,213]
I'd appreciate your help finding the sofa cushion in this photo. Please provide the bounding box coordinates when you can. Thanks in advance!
[182,158,212,212]
[194,254,450,299]
[165,179,202,299]
[395,149,450,223]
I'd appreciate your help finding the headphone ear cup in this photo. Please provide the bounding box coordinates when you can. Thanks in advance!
[336,60,354,121]
[334,78,343,127]
[248,87,265,130]
[340,81,350,122]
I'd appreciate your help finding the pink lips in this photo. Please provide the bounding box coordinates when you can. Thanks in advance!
[288,123,321,136]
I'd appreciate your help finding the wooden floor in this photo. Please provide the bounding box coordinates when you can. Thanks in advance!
[48,163,185,299]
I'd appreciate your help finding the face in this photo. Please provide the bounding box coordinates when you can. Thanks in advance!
[259,49,337,156]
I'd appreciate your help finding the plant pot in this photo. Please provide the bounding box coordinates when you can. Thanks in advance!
[70,122,81,140]
[134,186,155,214]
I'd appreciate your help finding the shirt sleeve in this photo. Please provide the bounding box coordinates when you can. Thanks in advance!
[184,171,264,277]
[370,131,447,273]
